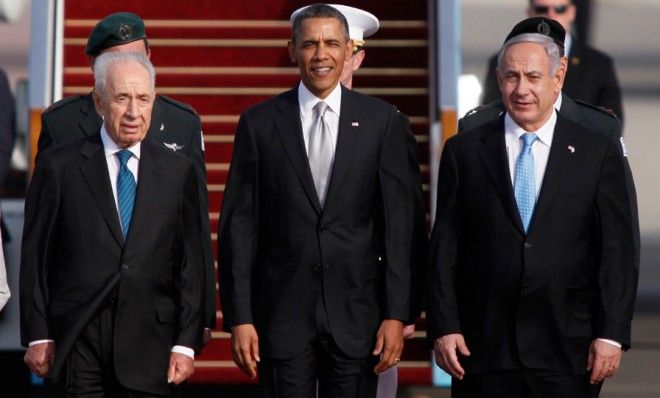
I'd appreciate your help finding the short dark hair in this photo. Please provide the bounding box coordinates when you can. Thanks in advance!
[291,3,350,43]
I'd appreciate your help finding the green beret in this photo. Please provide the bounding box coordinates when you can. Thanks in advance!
[86,12,147,56]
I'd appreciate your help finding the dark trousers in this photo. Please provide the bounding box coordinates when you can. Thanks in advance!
[51,305,172,398]
[257,297,378,398]
[451,369,599,398]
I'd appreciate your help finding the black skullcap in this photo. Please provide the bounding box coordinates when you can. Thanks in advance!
[504,16,565,48]
[86,12,147,56]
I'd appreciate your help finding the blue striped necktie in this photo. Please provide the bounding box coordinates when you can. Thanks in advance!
[514,133,538,233]
[116,149,136,239]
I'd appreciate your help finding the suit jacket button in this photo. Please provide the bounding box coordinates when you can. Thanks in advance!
[524,242,533,248]
[521,283,529,294]
[121,264,129,270]
[313,264,321,271]
[319,225,327,232]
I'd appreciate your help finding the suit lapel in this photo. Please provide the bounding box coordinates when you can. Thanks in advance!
[78,135,124,246]
[79,93,103,137]
[478,117,525,233]
[529,115,577,230]
[324,86,360,206]
[273,89,322,213]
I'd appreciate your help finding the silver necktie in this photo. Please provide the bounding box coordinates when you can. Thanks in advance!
[308,101,333,206]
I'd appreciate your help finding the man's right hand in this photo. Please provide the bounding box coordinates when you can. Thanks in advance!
[231,324,260,379]
[24,341,55,378]
[433,333,470,380]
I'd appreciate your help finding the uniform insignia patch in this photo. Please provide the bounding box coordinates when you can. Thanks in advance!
[568,145,575,153]
[164,142,184,152]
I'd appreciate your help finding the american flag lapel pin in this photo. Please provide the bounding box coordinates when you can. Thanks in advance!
[568,145,575,153]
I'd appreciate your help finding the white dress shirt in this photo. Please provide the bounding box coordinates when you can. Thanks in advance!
[504,111,556,196]
[30,128,195,359]
[298,81,342,159]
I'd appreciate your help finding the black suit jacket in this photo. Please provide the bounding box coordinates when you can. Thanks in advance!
[482,38,623,121]
[20,136,205,394]
[218,86,416,359]
[428,113,636,375]
[37,93,216,329]
[458,94,640,274]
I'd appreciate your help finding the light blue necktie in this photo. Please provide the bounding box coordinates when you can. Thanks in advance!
[116,149,136,239]
[514,133,538,233]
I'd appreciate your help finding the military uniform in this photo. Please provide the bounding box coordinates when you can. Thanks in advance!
[458,94,639,274]
[38,92,217,330]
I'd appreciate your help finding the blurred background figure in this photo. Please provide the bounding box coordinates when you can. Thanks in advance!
[0,224,8,312]
[481,0,623,121]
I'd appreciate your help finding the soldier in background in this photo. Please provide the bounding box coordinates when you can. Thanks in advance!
[481,0,623,122]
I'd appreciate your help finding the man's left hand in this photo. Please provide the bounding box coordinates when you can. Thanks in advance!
[586,339,622,384]
[167,352,195,385]
[372,319,404,374]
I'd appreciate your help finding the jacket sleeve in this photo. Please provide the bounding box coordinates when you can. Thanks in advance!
[427,139,463,342]
[594,138,637,349]
[19,152,60,345]
[217,113,259,331]
[378,107,416,322]
[175,162,206,351]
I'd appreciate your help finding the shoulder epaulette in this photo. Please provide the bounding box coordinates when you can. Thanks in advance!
[573,99,620,120]
[463,102,505,119]
[159,95,199,117]
[43,94,86,113]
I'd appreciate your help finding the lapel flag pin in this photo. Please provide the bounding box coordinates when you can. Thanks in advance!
[568,145,575,153]
[352,122,359,127]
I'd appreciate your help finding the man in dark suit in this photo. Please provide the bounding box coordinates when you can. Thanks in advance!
[21,52,204,396]
[459,94,640,282]
[481,0,623,121]
[429,17,636,397]
[36,12,216,344]
[218,4,417,397]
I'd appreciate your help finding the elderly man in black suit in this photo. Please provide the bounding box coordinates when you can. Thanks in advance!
[481,0,623,121]
[218,4,418,397]
[429,17,636,397]
[36,11,216,346]
[21,52,205,396]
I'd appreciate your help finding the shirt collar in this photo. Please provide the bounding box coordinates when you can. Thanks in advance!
[564,33,573,57]
[298,81,343,118]
[504,109,557,147]
[100,124,142,160]
[554,92,563,111]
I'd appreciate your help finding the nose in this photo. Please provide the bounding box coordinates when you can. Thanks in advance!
[514,78,529,97]
[314,42,328,60]
[125,99,139,118]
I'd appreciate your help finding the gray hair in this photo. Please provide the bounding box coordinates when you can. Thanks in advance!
[93,52,156,94]
[497,33,563,75]
[291,3,349,43]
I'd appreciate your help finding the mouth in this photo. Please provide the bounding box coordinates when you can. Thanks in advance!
[310,66,333,76]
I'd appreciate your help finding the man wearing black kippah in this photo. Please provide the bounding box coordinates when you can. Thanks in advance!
[429,16,637,397]
[481,0,623,122]
[36,12,217,348]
